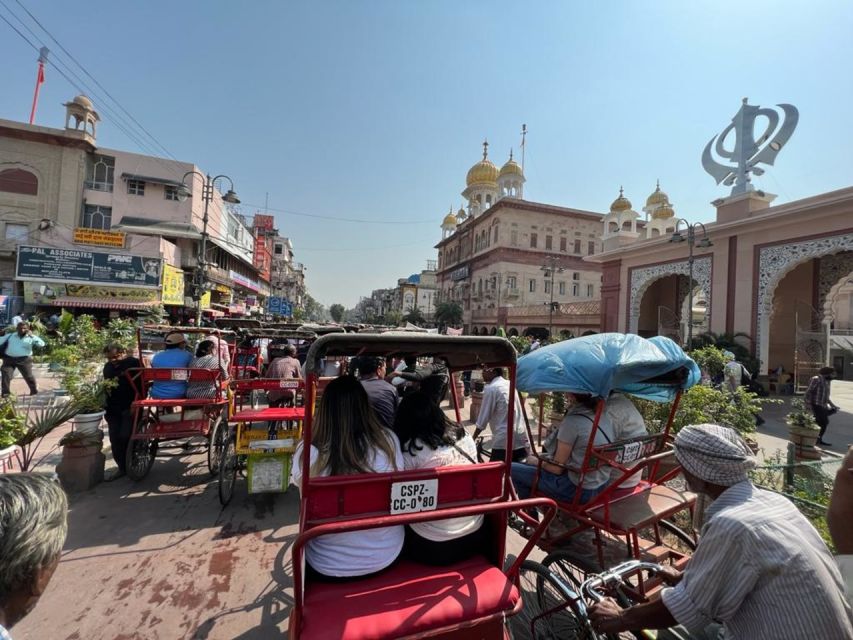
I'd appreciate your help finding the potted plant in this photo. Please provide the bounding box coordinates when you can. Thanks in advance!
[3,398,80,471]
[56,428,106,491]
[62,363,116,433]
[786,399,821,460]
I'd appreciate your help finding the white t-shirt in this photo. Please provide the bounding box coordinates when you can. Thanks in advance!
[475,376,526,449]
[400,434,484,542]
[291,429,405,577]
[605,393,648,489]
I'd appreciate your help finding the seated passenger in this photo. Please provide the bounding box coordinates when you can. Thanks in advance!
[393,392,484,565]
[511,392,615,505]
[291,375,404,580]
[150,332,193,399]
[605,392,648,489]
[357,356,398,430]
[266,344,303,406]
[186,340,228,399]
[386,356,418,397]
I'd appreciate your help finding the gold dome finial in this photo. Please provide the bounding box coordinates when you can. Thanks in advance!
[610,186,632,213]
[482,138,489,160]
[645,180,671,207]
[466,141,499,186]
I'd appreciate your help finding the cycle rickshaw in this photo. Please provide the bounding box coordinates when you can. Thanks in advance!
[509,333,701,638]
[289,333,557,640]
[125,325,233,481]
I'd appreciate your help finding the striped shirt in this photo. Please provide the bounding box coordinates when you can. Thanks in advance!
[661,481,853,639]
[804,375,831,409]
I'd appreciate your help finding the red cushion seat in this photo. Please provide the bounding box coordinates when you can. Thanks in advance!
[132,397,227,408]
[231,407,305,422]
[298,555,518,640]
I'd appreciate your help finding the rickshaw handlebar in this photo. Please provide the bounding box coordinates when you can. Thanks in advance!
[581,560,664,603]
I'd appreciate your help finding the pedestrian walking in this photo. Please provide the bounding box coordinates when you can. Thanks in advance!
[805,366,839,447]
[0,323,45,397]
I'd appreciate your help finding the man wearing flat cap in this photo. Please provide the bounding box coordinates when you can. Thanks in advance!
[805,366,840,447]
[591,424,853,639]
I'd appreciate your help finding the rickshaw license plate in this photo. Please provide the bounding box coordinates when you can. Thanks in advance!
[390,479,438,514]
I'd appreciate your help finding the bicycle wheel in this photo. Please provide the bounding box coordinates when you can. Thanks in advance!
[542,549,590,592]
[509,560,600,640]
[207,409,228,476]
[218,433,238,507]
[126,416,157,481]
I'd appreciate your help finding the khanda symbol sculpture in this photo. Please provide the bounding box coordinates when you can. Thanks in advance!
[702,98,798,196]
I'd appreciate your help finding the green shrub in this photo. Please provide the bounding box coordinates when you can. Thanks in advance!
[0,397,27,448]
[690,346,727,379]
[634,384,772,437]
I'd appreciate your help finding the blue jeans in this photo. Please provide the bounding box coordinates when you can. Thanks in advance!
[511,463,605,504]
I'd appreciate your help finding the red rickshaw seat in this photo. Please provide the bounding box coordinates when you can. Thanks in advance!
[299,555,519,640]
[132,397,227,408]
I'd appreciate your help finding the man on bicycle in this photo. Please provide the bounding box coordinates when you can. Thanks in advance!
[590,423,853,639]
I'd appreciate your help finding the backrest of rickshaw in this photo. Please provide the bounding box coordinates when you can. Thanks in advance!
[587,433,667,470]
[232,378,305,393]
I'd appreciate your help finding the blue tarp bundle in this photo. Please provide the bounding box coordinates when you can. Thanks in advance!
[516,333,700,402]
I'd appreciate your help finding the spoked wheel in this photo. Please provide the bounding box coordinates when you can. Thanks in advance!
[207,410,228,476]
[126,416,158,481]
[218,432,238,507]
[542,549,590,593]
[509,560,599,640]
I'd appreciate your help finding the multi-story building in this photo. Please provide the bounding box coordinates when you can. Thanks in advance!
[434,142,603,337]
[0,94,264,320]
[269,235,306,314]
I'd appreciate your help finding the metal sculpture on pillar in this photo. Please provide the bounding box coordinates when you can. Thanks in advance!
[702,98,798,196]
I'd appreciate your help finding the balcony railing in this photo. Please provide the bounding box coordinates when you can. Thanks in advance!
[84,180,114,192]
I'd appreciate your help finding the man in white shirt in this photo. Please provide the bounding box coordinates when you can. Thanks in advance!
[591,424,853,639]
[605,392,648,489]
[473,367,526,462]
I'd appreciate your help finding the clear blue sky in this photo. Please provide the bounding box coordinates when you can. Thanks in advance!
[2,1,852,308]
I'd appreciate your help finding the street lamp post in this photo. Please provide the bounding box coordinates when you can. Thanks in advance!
[177,172,240,326]
[490,271,502,331]
[540,256,564,340]
[669,219,712,349]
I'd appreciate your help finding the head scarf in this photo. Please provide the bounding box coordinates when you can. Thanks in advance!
[674,424,756,486]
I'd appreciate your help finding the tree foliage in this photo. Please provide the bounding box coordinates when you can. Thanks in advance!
[329,303,345,323]
[402,307,425,325]
[434,301,463,329]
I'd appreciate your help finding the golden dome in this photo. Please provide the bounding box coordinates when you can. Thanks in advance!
[466,140,499,187]
[499,150,523,178]
[442,207,458,227]
[72,95,93,109]
[456,206,466,220]
[609,187,632,213]
[645,180,670,207]
[652,202,675,220]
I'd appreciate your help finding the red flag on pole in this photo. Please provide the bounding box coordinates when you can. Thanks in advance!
[29,47,49,125]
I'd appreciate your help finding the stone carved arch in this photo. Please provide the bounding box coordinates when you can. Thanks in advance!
[628,257,712,334]
[756,233,853,369]
[818,251,853,324]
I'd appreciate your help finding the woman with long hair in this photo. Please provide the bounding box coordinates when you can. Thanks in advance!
[510,392,615,505]
[393,392,484,565]
[291,375,404,580]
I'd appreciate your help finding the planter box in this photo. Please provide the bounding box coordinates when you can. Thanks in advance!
[56,440,105,492]
[788,426,821,460]
[71,411,105,434]
[469,390,483,423]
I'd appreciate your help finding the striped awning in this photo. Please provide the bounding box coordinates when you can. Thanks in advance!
[51,297,158,310]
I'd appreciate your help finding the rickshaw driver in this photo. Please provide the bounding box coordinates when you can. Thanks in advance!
[590,424,853,639]
[472,367,527,462]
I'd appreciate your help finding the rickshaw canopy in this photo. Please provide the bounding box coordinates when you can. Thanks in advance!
[516,333,700,402]
[304,334,516,375]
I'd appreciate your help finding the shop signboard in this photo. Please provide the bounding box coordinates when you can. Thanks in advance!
[73,228,126,248]
[228,270,260,293]
[22,281,160,305]
[200,291,211,310]
[450,265,470,281]
[254,215,275,230]
[16,246,162,287]
[161,264,185,305]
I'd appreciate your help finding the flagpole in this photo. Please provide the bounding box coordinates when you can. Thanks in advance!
[29,47,49,125]
[520,123,527,172]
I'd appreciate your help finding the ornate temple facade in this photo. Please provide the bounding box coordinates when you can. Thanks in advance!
[434,141,603,338]
[589,112,853,386]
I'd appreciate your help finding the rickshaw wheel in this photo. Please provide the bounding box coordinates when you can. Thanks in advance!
[541,550,590,592]
[126,438,157,481]
[509,560,601,640]
[207,410,228,476]
[218,433,238,507]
